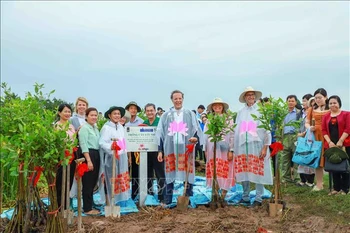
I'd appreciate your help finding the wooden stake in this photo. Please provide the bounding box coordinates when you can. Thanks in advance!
[75,158,85,233]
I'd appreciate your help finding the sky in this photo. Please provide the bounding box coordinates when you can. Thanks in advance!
[1,1,349,113]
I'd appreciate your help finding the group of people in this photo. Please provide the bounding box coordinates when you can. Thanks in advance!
[276,88,349,196]
[54,86,349,216]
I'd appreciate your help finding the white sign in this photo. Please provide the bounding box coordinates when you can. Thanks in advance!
[125,126,158,152]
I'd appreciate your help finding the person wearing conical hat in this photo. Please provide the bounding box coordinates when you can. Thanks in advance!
[234,86,273,208]
[99,106,130,205]
[204,97,235,206]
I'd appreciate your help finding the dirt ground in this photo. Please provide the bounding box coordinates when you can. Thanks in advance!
[65,200,350,233]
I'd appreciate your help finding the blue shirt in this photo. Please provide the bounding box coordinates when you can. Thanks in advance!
[125,116,144,126]
[283,108,298,134]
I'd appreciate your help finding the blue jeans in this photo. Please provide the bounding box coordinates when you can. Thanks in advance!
[242,181,264,203]
[163,182,193,205]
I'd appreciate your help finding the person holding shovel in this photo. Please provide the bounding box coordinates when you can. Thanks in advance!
[234,87,272,208]
[204,98,235,207]
[156,90,203,206]
[99,106,130,206]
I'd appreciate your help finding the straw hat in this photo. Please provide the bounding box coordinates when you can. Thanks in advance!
[123,110,131,124]
[308,97,315,108]
[207,97,229,112]
[104,106,125,119]
[239,86,262,103]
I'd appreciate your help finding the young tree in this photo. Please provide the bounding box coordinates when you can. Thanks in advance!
[1,83,76,233]
[205,110,236,209]
[251,96,300,214]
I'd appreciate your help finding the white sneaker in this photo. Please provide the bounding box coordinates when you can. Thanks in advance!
[305,182,315,187]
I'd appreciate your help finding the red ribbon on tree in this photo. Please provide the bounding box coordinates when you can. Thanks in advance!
[29,166,44,187]
[64,149,75,165]
[112,141,121,160]
[76,163,89,177]
[270,141,284,157]
[185,143,195,162]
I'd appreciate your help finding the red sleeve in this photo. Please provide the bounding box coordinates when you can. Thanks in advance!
[344,111,350,135]
[321,113,329,136]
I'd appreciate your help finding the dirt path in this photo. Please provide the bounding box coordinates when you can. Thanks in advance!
[67,200,350,233]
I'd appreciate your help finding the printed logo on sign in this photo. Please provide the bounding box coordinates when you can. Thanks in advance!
[140,128,154,132]
[138,144,149,151]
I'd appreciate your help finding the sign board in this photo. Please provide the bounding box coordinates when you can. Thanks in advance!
[125,126,158,152]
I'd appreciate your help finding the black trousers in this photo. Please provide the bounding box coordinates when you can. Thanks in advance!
[130,152,140,200]
[332,146,350,193]
[332,171,349,193]
[56,162,76,209]
[82,149,100,212]
[147,152,165,202]
[300,173,315,184]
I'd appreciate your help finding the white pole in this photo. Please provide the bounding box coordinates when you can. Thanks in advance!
[139,151,148,206]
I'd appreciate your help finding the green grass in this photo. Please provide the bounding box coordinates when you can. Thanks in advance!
[278,175,350,225]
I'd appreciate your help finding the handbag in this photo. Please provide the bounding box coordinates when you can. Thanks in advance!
[324,157,349,173]
[292,129,322,169]
[324,147,350,173]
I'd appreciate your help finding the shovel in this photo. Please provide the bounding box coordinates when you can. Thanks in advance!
[65,162,74,226]
[177,152,191,211]
[105,144,121,218]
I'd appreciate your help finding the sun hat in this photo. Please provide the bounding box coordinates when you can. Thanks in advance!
[104,106,125,119]
[207,97,229,112]
[239,86,263,103]
[123,110,131,123]
[324,147,349,164]
[125,101,141,112]
[308,97,315,108]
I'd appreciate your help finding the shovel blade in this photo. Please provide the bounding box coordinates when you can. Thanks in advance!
[105,206,121,218]
[177,196,189,211]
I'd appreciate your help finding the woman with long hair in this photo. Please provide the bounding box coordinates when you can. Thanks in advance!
[305,88,330,191]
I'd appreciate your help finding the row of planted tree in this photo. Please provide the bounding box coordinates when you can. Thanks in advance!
[1,83,76,233]
[0,82,295,232]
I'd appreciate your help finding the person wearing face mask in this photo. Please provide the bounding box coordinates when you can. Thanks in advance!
[234,87,272,208]
[70,97,89,131]
[305,88,330,191]
[78,107,101,215]
[156,90,203,206]
[99,106,130,205]
[322,96,350,195]
[204,98,235,207]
